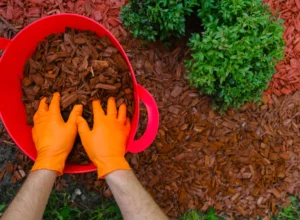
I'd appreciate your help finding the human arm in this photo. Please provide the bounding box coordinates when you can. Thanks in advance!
[3,92,82,219]
[106,170,167,220]
[2,170,56,220]
[77,97,167,219]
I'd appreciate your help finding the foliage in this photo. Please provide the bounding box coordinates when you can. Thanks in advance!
[271,196,300,220]
[180,199,300,220]
[43,191,122,220]
[185,0,284,110]
[1,194,299,219]
[180,207,223,220]
[120,0,199,42]
[0,204,7,213]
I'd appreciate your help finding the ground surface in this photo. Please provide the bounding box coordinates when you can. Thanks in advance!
[0,0,300,219]
[0,142,22,205]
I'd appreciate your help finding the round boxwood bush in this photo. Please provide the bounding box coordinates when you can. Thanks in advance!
[185,0,285,110]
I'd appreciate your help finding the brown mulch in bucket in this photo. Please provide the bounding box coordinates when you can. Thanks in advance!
[21,28,134,164]
[0,0,300,219]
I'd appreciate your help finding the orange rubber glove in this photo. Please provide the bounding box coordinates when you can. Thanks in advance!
[76,97,131,178]
[31,92,83,176]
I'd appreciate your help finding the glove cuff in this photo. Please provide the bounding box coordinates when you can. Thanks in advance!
[95,157,131,179]
[31,155,65,176]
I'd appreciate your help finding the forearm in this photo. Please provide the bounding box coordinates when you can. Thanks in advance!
[105,170,167,220]
[2,169,57,220]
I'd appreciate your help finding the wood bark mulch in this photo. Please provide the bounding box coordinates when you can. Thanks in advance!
[0,0,299,219]
[124,40,300,218]
[21,28,134,164]
[264,0,300,97]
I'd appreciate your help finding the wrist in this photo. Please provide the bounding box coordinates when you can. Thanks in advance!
[94,157,131,179]
[105,169,133,180]
[30,169,57,178]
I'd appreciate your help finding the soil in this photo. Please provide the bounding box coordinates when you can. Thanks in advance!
[185,11,203,38]
[0,0,300,219]
[21,28,134,164]
[0,124,25,207]
[0,145,22,205]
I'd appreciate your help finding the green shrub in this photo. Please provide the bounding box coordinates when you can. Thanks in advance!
[272,196,300,220]
[185,0,285,110]
[180,207,221,220]
[44,191,122,220]
[120,0,199,42]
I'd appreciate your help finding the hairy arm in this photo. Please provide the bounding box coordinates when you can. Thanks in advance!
[106,170,167,220]
[77,98,167,219]
[2,170,56,220]
[3,93,82,220]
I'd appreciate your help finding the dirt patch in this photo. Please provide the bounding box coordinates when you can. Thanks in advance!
[0,138,23,204]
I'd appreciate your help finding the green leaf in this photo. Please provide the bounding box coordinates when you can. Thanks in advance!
[0,204,6,212]
[60,207,71,218]
[288,196,298,202]
[207,207,215,215]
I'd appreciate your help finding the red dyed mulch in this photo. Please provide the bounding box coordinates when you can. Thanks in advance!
[265,0,300,97]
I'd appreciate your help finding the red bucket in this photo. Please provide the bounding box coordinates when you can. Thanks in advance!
[0,14,159,174]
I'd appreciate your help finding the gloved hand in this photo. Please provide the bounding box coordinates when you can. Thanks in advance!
[31,92,83,176]
[76,97,131,178]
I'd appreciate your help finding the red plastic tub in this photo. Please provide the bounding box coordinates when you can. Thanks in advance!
[0,14,159,173]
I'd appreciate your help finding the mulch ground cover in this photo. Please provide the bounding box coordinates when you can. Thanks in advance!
[0,0,300,219]
[264,0,300,97]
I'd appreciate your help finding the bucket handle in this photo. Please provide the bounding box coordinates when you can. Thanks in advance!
[0,38,11,51]
[129,84,159,153]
